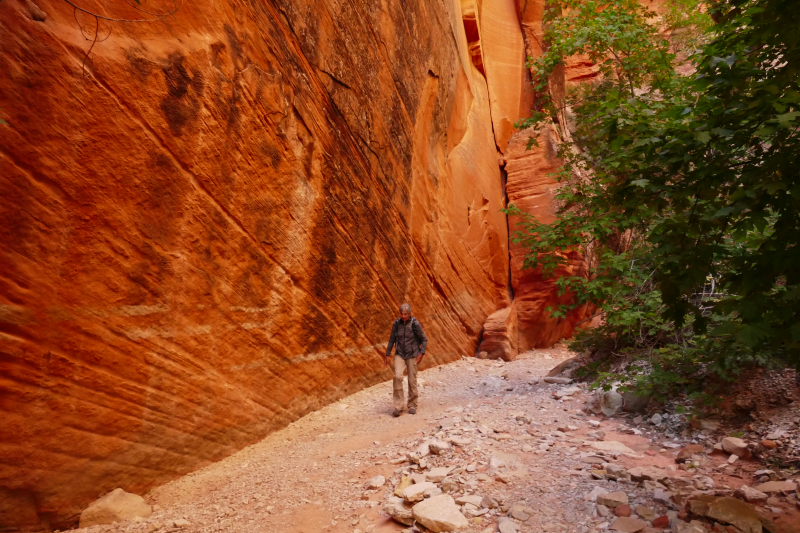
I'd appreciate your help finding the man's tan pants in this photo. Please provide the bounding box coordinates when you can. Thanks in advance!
[393,355,418,411]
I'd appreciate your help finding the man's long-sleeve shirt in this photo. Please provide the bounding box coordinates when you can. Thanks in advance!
[385,317,427,359]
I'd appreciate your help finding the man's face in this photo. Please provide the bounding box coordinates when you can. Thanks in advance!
[400,309,411,322]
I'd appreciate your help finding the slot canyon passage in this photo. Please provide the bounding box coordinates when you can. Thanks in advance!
[0,0,604,528]
[2,0,800,530]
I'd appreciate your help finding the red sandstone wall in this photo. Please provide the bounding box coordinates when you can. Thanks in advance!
[0,0,510,528]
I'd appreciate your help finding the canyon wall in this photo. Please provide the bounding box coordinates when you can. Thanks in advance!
[0,0,585,528]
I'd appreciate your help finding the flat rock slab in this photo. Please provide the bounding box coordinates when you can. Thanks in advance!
[628,466,669,482]
[412,494,469,532]
[610,516,647,532]
[543,377,572,384]
[427,467,455,483]
[384,496,414,526]
[754,481,797,493]
[488,452,519,471]
[735,485,768,504]
[591,441,636,456]
[366,475,385,489]
[403,481,438,503]
[554,386,581,399]
[455,495,483,507]
[79,488,152,528]
[597,491,629,509]
[691,495,762,533]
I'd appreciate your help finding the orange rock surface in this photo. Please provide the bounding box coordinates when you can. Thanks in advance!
[0,0,511,527]
[478,0,534,153]
[478,302,519,361]
[503,126,593,350]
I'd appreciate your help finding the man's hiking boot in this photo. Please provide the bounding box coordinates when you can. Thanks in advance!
[409,408,416,415]
[392,410,402,417]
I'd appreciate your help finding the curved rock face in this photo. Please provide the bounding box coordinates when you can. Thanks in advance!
[0,0,511,528]
[0,0,598,527]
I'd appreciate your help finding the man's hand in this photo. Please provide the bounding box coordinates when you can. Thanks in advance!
[383,356,392,370]
[415,353,425,366]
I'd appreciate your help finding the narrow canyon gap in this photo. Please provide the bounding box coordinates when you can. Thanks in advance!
[0,0,588,527]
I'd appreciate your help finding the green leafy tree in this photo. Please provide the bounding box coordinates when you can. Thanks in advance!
[509,0,800,398]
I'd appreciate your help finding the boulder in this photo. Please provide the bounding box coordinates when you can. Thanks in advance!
[412,494,469,532]
[384,496,415,526]
[721,437,751,459]
[79,489,152,528]
[601,391,624,416]
[622,391,651,413]
[735,485,768,505]
[478,304,519,361]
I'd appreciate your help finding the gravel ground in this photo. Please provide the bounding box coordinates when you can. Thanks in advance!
[74,347,800,533]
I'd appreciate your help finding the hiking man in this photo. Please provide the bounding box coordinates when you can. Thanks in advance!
[384,303,427,416]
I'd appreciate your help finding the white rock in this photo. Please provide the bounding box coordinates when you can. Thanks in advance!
[429,440,452,455]
[427,467,454,483]
[555,386,581,399]
[734,485,768,504]
[79,488,152,528]
[403,482,437,503]
[173,519,190,528]
[498,520,519,533]
[455,495,483,507]
[384,496,415,525]
[412,495,469,532]
[601,391,624,416]
[584,486,610,502]
[721,437,750,458]
[651,414,663,425]
[366,475,385,489]
[544,377,572,384]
